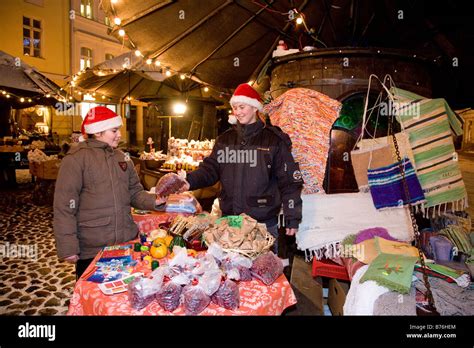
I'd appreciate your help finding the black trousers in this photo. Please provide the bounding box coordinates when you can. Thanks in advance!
[75,258,94,280]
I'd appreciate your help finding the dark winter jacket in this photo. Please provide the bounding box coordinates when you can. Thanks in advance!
[53,139,156,260]
[186,119,303,228]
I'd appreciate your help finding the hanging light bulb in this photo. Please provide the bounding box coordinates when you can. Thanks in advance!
[69,96,73,100]
[114,17,121,25]
[78,91,82,95]
[173,102,187,115]
[20,97,25,102]
[296,17,303,25]
[165,69,171,77]
[102,95,106,99]
[6,94,10,98]
[28,98,32,102]
[146,58,152,65]
[46,94,51,98]
[135,50,141,57]
[180,74,186,80]
[118,29,126,37]
[204,87,209,92]
[1,91,6,95]
[155,60,161,66]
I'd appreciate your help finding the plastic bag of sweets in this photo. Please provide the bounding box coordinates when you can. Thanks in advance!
[155,281,183,312]
[211,279,240,310]
[127,276,162,310]
[182,284,211,315]
[155,173,188,198]
[250,252,284,285]
[220,254,253,282]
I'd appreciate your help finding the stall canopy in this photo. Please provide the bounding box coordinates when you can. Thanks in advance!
[98,0,473,107]
[73,51,225,103]
[0,51,66,109]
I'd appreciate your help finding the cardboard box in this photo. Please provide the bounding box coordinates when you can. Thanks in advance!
[327,278,349,316]
[29,159,60,180]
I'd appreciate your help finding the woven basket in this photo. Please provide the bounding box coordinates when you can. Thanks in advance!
[205,226,275,259]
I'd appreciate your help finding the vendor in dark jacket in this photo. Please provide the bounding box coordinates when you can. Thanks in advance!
[182,83,303,252]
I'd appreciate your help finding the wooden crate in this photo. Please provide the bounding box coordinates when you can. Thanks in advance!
[29,159,61,180]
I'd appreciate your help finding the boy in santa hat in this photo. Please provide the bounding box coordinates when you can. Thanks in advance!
[53,106,166,278]
[182,83,303,254]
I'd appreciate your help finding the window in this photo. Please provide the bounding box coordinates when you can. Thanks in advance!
[23,16,42,57]
[105,53,114,61]
[80,0,93,19]
[80,47,93,70]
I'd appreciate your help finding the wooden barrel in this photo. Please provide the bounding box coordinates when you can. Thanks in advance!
[268,47,434,100]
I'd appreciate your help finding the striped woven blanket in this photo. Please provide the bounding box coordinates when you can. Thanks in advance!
[368,157,426,210]
[390,87,468,216]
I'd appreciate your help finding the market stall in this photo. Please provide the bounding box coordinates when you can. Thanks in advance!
[67,244,296,316]
[283,77,473,315]
[136,137,219,211]
[67,186,296,316]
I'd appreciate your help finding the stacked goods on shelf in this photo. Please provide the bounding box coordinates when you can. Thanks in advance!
[163,138,215,171]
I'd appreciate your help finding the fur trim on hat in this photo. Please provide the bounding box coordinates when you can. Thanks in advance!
[230,95,263,111]
[83,115,123,134]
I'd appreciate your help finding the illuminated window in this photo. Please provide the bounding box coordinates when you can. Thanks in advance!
[80,0,93,19]
[80,47,93,70]
[23,16,42,57]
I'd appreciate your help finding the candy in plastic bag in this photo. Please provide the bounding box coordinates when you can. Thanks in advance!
[155,173,187,197]
[127,276,162,310]
[250,251,284,285]
[155,281,182,312]
[211,279,240,310]
[182,284,211,315]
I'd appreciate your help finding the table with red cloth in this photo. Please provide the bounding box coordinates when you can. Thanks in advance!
[67,211,297,316]
[131,210,181,234]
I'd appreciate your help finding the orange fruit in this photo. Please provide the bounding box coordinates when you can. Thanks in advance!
[150,240,168,259]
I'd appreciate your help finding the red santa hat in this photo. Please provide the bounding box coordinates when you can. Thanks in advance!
[81,106,123,135]
[229,83,263,112]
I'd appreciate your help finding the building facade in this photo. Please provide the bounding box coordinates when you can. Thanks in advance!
[0,0,131,143]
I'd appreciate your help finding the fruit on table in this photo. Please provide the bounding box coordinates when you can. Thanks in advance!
[150,239,168,259]
[168,235,186,251]
[143,255,153,268]
[163,235,173,247]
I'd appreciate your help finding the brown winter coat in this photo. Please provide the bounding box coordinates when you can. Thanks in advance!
[53,139,156,259]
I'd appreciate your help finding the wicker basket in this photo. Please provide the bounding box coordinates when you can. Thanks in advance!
[222,231,275,259]
[203,221,276,259]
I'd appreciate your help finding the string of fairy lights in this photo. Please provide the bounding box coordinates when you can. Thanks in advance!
[60,0,322,104]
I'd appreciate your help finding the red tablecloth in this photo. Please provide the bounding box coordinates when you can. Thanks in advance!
[67,211,297,315]
[131,210,180,234]
[67,246,296,315]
